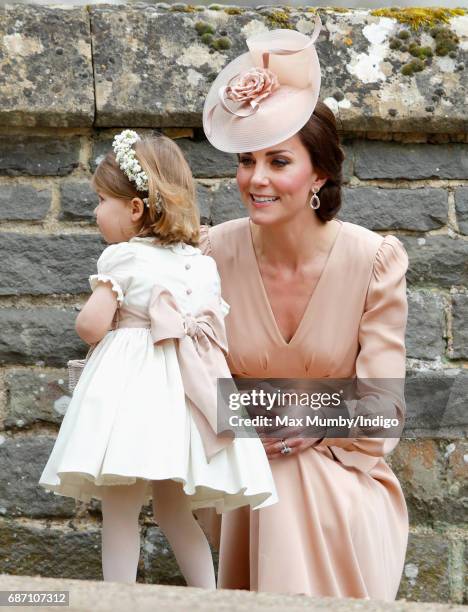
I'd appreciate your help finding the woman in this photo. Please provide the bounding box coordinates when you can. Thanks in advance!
[198,19,409,600]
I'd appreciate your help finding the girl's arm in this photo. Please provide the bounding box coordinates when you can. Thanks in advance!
[75,282,119,345]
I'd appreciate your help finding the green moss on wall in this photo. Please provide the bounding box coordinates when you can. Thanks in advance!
[401,58,425,76]
[370,7,466,30]
[381,8,464,77]
[224,7,244,15]
[267,10,293,29]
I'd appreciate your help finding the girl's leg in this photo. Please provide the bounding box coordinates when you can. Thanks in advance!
[152,479,216,589]
[100,479,148,583]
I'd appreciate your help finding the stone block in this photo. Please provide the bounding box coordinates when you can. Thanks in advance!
[141,525,219,585]
[341,143,353,184]
[60,181,97,221]
[0,436,75,518]
[406,291,446,360]
[178,138,237,178]
[91,7,254,127]
[5,369,70,429]
[403,370,467,440]
[0,233,104,296]
[198,181,245,226]
[141,526,185,586]
[340,188,447,231]
[0,136,81,177]
[0,6,94,127]
[397,532,450,602]
[354,142,468,180]
[399,236,468,288]
[454,187,468,235]
[195,183,211,224]
[390,438,467,525]
[0,184,51,220]
[90,137,113,173]
[0,519,101,579]
[451,293,468,359]
[0,309,87,367]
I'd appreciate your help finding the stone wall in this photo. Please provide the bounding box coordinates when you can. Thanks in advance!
[0,3,466,604]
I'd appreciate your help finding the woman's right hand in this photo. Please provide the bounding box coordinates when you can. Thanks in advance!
[262,436,323,460]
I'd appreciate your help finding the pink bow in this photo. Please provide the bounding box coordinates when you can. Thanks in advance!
[149,285,234,461]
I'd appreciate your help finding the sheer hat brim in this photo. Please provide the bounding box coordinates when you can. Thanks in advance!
[203,18,322,153]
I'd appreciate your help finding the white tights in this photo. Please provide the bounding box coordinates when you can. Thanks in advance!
[100,479,216,588]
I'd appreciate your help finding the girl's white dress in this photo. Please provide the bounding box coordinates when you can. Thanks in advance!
[39,237,277,512]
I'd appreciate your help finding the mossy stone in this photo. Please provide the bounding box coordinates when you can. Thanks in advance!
[211,36,232,51]
[409,45,433,59]
[195,21,207,34]
[371,7,466,30]
[201,33,214,45]
[435,39,458,56]
[224,7,243,15]
[430,25,459,56]
[401,58,425,76]
[267,10,293,29]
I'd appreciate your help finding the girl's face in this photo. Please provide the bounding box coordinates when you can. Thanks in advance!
[93,192,136,243]
[236,134,326,226]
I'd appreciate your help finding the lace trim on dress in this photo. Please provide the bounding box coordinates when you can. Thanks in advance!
[89,274,124,305]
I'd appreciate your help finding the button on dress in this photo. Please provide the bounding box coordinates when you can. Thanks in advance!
[39,237,277,513]
[199,218,409,600]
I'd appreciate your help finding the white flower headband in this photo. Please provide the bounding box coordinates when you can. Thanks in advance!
[112,130,162,213]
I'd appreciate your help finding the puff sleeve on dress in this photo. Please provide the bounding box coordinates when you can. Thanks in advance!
[319,235,409,463]
[88,243,135,305]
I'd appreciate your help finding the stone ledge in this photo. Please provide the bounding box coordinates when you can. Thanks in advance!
[0,574,465,611]
[0,6,466,132]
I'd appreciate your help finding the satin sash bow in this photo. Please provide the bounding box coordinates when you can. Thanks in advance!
[149,285,234,461]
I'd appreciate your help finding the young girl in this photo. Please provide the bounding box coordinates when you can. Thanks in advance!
[39,130,277,587]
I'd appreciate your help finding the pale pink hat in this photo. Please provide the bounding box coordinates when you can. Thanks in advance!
[203,16,322,153]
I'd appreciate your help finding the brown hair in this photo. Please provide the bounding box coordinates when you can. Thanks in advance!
[297,100,345,223]
[92,134,199,245]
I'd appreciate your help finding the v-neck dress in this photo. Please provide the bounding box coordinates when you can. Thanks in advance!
[199,218,409,601]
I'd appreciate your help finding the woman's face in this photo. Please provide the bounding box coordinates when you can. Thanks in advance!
[236,134,325,226]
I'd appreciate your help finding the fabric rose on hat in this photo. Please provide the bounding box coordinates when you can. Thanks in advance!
[225,67,279,105]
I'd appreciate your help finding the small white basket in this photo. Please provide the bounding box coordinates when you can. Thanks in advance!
[67,358,88,392]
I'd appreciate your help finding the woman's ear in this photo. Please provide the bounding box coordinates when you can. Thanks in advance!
[130,197,145,222]
[312,176,328,192]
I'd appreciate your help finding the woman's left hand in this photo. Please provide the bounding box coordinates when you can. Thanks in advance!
[262,437,322,460]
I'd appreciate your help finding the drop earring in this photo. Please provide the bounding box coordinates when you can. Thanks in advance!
[309,187,321,210]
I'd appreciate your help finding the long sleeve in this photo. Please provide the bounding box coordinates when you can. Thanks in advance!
[318,235,409,469]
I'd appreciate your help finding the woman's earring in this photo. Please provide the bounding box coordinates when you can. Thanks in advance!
[309,188,321,210]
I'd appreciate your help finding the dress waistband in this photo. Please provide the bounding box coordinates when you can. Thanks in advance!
[113,312,151,329]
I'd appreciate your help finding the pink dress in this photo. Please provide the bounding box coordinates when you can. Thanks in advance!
[199,218,409,601]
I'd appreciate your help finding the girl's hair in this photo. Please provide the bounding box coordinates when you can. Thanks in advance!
[91,134,199,245]
[297,100,345,223]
